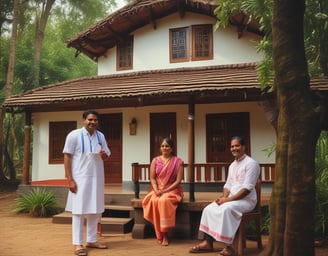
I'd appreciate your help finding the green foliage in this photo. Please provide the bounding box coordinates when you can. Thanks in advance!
[259,132,328,237]
[315,131,328,237]
[261,142,276,158]
[12,188,62,217]
[215,0,328,84]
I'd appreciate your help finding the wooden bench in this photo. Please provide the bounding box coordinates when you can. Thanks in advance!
[130,163,274,239]
[131,197,213,239]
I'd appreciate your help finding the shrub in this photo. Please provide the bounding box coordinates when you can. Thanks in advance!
[12,188,62,217]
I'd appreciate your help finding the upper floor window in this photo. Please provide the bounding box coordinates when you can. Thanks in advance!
[192,25,213,61]
[117,36,133,70]
[170,27,189,63]
[170,24,213,63]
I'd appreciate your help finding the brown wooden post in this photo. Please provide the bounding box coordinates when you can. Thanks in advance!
[22,110,31,185]
[188,98,195,202]
[131,162,140,199]
[0,108,4,181]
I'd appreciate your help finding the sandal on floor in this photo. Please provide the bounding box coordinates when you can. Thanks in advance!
[86,242,108,249]
[218,246,235,256]
[74,248,87,256]
[189,245,214,253]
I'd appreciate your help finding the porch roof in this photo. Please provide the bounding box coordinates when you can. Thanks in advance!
[2,63,328,113]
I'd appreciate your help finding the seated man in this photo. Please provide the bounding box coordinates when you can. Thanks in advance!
[190,136,260,256]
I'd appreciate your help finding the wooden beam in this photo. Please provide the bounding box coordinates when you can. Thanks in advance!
[177,0,186,18]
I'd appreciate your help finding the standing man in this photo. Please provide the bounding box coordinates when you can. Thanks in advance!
[190,136,260,256]
[63,110,111,256]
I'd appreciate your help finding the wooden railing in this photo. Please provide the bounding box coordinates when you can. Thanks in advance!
[132,162,275,199]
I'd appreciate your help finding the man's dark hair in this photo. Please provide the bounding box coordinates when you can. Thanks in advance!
[83,110,99,119]
[231,135,245,145]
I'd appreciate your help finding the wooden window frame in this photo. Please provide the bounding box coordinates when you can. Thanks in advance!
[49,121,76,164]
[170,24,213,63]
[191,24,213,61]
[169,27,189,63]
[116,36,133,71]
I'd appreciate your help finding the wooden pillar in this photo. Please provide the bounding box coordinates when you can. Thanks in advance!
[0,108,4,181]
[188,98,195,202]
[22,111,31,185]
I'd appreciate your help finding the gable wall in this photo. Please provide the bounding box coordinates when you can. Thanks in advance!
[98,12,264,75]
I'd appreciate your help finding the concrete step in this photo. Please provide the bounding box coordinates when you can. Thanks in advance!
[52,211,134,234]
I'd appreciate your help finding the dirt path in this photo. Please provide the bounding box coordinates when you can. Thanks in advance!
[1,191,327,256]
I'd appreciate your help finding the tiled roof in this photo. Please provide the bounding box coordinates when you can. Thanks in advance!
[3,63,327,112]
[67,0,262,60]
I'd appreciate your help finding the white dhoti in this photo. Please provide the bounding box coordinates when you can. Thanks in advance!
[199,200,255,244]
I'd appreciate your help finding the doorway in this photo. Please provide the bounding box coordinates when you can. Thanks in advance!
[149,113,177,161]
[99,113,122,184]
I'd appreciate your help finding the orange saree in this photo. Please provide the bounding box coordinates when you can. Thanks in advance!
[142,156,183,240]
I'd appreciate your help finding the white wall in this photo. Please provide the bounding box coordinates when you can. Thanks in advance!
[31,102,275,182]
[31,111,83,181]
[98,12,263,75]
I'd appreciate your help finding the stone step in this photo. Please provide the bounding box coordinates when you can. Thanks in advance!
[100,217,134,234]
[52,211,72,224]
[104,204,134,218]
[52,211,134,234]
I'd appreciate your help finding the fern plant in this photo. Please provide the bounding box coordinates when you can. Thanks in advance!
[315,131,328,237]
[12,188,62,217]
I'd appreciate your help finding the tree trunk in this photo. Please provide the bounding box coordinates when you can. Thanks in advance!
[0,108,7,183]
[262,0,321,255]
[26,0,55,90]
[4,0,19,98]
[1,0,19,183]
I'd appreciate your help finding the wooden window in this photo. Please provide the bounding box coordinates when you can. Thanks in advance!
[170,27,189,63]
[192,24,213,60]
[117,36,133,70]
[170,24,213,63]
[206,113,250,162]
[49,121,76,164]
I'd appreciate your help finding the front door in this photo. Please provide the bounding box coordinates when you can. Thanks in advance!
[99,113,122,184]
[150,113,177,161]
[206,112,250,162]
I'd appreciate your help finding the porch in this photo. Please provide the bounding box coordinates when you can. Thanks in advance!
[30,162,274,243]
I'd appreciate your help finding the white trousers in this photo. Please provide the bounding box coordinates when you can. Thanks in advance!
[72,214,100,245]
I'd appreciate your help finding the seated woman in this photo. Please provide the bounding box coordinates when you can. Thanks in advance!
[142,137,184,246]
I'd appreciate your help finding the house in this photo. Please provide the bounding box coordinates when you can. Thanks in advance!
[2,0,326,192]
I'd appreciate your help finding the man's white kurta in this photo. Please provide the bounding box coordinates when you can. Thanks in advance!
[199,155,260,244]
[63,127,111,214]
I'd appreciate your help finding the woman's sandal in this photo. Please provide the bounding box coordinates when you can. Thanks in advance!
[218,246,235,256]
